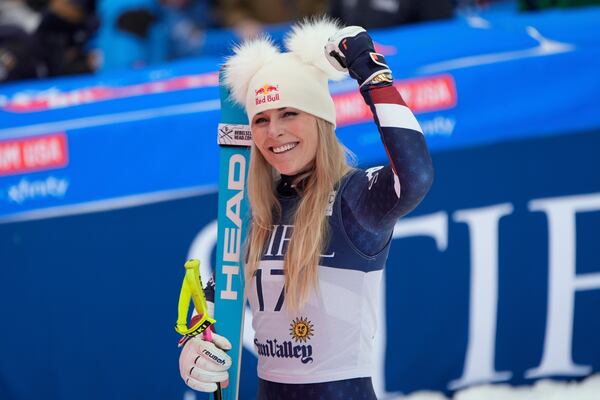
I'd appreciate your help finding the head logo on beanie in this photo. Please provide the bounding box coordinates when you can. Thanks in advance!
[254,84,280,105]
[224,17,347,127]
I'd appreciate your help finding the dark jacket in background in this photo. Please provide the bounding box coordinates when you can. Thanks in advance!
[329,0,453,29]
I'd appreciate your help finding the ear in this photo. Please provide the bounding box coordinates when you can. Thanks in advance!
[285,17,347,81]
[223,36,281,106]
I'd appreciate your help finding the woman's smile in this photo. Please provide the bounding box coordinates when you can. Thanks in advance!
[251,107,318,175]
[271,142,299,154]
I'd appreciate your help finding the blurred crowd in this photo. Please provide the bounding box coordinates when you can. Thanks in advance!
[0,0,598,83]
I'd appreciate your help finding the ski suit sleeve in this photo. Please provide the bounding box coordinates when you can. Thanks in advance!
[328,27,434,255]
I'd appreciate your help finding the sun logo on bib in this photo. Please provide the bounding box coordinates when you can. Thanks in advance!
[290,317,314,343]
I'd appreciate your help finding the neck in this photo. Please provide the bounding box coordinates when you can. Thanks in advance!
[279,168,313,195]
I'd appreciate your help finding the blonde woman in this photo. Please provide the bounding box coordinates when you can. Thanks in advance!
[179,18,434,399]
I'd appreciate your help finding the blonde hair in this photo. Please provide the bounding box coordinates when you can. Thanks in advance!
[245,118,351,311]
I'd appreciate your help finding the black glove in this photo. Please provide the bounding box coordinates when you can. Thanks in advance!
[325,26,392,87]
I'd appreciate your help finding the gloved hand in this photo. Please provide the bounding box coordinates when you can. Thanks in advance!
[179,330,233,392]
[325,26,393,87]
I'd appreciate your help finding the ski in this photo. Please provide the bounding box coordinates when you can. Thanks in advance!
[213,68,252,400]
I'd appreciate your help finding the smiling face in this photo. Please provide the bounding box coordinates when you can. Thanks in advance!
[251,107,319,176]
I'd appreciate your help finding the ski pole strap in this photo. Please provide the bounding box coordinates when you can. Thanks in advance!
[175,259,216,337]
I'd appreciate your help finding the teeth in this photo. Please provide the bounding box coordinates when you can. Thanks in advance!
[272,143,297,154]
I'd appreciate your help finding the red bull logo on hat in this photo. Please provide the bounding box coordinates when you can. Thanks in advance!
[255,84,280,105]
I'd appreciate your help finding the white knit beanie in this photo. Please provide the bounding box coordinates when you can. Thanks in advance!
[223,18,347,127]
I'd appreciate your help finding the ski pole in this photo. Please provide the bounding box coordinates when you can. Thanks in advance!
[175,259,222,400]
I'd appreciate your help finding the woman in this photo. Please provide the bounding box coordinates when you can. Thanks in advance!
[179,18,434,399]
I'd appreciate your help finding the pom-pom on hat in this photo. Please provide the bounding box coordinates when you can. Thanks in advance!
[223,18,347,127]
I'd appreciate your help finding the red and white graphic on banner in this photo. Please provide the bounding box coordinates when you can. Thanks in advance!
[2,73,218,113]
[0,133,69,176]
[334,74,457,127]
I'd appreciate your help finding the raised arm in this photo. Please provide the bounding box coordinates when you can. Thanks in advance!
[326,27,434,255]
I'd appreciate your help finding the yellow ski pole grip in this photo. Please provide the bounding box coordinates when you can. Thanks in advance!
[175,259,216,337]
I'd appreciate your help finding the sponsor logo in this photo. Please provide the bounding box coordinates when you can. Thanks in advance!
[217,123,252,146]
[219,125,233,141]
[365,166,384,190]
[1,73,218,113]
[219,153,246,301]
[202,348,226,365]
[253,317,316,364]
[420,116,456,137]
[290,317,314,343]
[6,176,69,204]
[254,338,314,364]
[325,190,336,216]
[0,133,68,176]
[254,84,280,105]
[334,74,457,127]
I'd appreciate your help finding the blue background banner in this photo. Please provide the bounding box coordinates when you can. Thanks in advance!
[1,5,599,400]
[1,6,599,222]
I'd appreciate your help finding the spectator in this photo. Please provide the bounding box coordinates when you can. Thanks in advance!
[0,25,47,82]
[519,0,600,10]
[34,0,98,76]
[329,0,454,29]
[0,1,46,82]
[161,0,218,59]
[0,0,41,33]
[216,0,327,39]
[96,0,222,71]
[95,0,167,71]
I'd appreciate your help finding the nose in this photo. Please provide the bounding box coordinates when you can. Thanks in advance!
[266,118,282,139]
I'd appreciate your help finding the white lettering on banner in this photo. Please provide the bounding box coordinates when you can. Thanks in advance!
[415,83,452,110]
[7,176,69,204]
[449,204,514,390]
[392,211,448,250]
[420,116,456,137]
[0,144,21,170]
[525,193,600,378]
[391,193,599,393]
[220,154,246,301]
[22,137,62,168]
[0,133,68,175]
